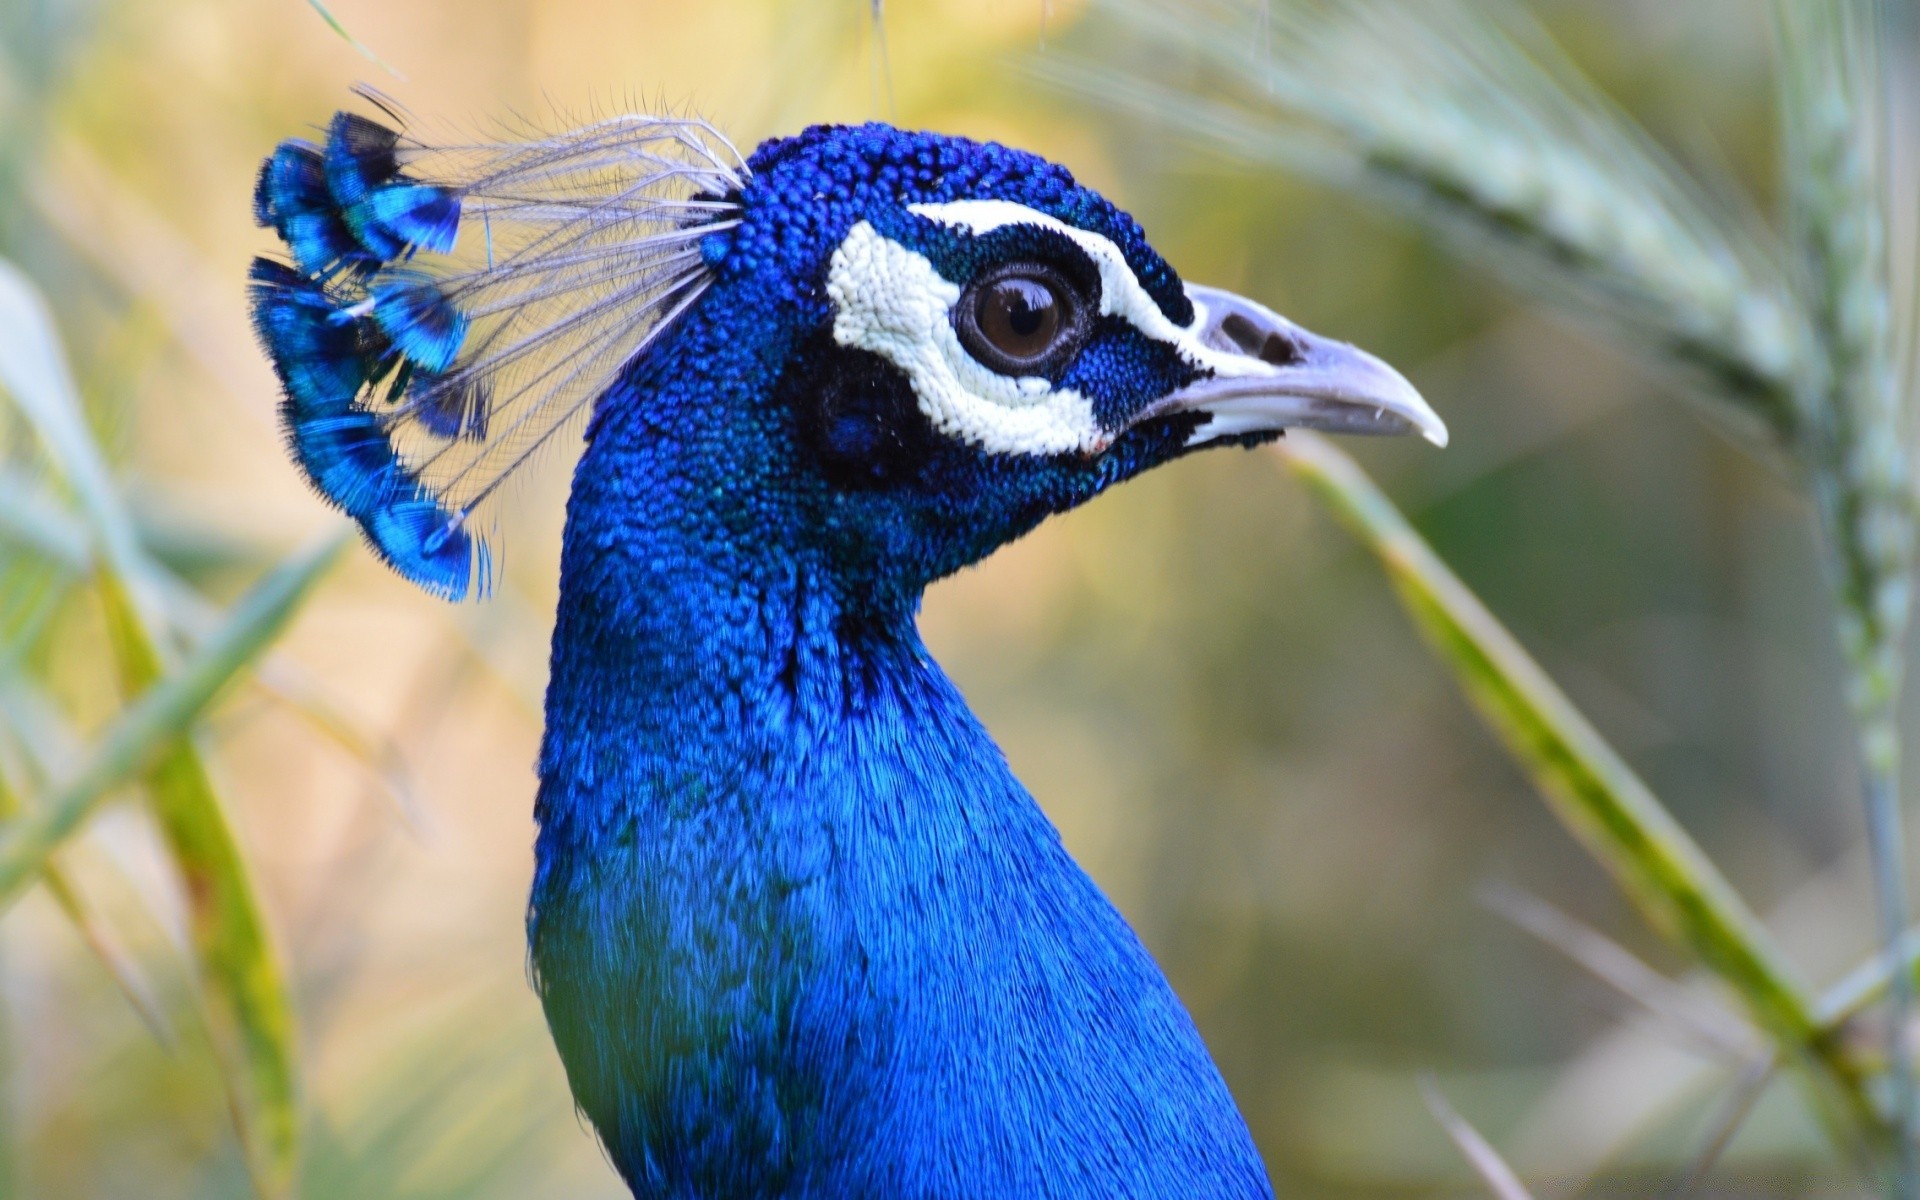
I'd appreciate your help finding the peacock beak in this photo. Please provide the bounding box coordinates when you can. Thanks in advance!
[1138,284,1448,449]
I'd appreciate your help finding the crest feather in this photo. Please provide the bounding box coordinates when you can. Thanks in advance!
[249,95,748,599]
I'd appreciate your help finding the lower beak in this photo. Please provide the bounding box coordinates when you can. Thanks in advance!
[1138,284,1448,449]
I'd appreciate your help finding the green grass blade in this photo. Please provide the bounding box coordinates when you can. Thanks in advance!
[2,463,270,584]
[0,466,89,571]
[0,530,347,911]
[0,259,165,629]
[0,532,348,1191]
[0,254,339,1194]
[301,0,405,79]
[0,532,346,1191]
[95,570,303,1200]
[0,761,172,1043]
[1275,432,1886,1156]
[37,864,175,1043]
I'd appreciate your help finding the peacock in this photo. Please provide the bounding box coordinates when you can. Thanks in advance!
[249,98,1445,1199]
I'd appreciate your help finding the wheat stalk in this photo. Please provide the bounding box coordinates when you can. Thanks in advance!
[1776,4,1917,1192]
[1043,0,1807,445]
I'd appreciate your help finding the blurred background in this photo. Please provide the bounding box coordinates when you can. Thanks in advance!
[0,0,1909,1195]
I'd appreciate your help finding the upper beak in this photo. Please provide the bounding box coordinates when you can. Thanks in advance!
[1137,284,1448,449]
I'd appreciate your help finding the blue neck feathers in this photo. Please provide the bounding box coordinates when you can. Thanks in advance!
[527,307,1272,1198]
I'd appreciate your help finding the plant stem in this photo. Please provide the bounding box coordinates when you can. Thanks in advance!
[0,530,347,910]
[1276,433,1888,1161]
[1864,720,1917,1193]
[1774,5,1916,1188]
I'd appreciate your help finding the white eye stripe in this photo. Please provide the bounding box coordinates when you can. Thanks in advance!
[822,199,1265,459]
[826,221,1103,457]
[906,199,1268,380]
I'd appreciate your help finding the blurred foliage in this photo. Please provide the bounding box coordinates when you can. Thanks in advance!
[1058,0,1920,1191]
[0,0,1917,1197]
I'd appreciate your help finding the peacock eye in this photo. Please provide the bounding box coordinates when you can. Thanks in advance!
[955,261,1090,376]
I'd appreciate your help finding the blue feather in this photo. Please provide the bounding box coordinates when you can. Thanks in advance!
[321,112,399,209]
[284,410,401,521]
[250,107,741,605]
[248,261,397,510]
[372,275,467,373]
[248,258,479,597]
[367,497,480,600]
[253,140,326,227]
[408,371,490,440]
[280,212,369,279]
[247,259,383,411]
[368,183,461,254]
[323,112,459,260]
[254,142,370,277]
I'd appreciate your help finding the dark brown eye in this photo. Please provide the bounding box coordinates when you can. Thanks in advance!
[955,261,1091,375]
[978,277,1062,358]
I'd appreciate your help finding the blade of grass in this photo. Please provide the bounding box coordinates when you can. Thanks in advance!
[0,466,88,570]
[0,529,346,909]
[1663,1055,1778,1200]
[0,259,165,631]
[1418,1075,1537,1200]
[0,535,348,1183]
[2,463,272,583]
[37,865,174,1043]
[2,466,412,824]
[96,570,301,1200]
[0,254,333,1195]
[1479,880,1756,1061]
[0,757,172,1043]
[153,571,421,829]
[1818,926,1920,1030]
[1276,431,1886,1160]
[300,0,405,79]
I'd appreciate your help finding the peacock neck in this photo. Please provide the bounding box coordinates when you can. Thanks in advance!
[527,361,1272,1200]
[533,361,933,855]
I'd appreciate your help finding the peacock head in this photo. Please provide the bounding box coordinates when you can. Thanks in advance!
[250,107,1444,609]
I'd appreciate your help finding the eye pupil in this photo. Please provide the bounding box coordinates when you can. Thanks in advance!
[978,276,1063,360]
[1001,281,1049,337]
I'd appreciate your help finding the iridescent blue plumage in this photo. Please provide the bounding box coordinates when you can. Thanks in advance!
[247,257,475,597]
[253,142,369,277]
[253,103,1445,1198]
[321,111,462,258]
[370,274,467,374]
[250,102,741,598]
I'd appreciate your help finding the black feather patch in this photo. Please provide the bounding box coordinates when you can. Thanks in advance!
[786,334,939,489]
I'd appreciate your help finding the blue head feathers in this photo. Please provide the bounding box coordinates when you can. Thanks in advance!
[249,101,1442,603]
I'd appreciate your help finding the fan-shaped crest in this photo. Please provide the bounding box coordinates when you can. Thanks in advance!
[249,94,749,598]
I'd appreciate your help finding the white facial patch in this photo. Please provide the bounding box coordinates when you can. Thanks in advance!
[824,200,1278,459]
[826,221,1104,456]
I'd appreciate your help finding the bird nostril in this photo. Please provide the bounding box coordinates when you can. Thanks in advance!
[1256,332,1304,367]
[1217,312,1304,367]
[1218,313,1265,355]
